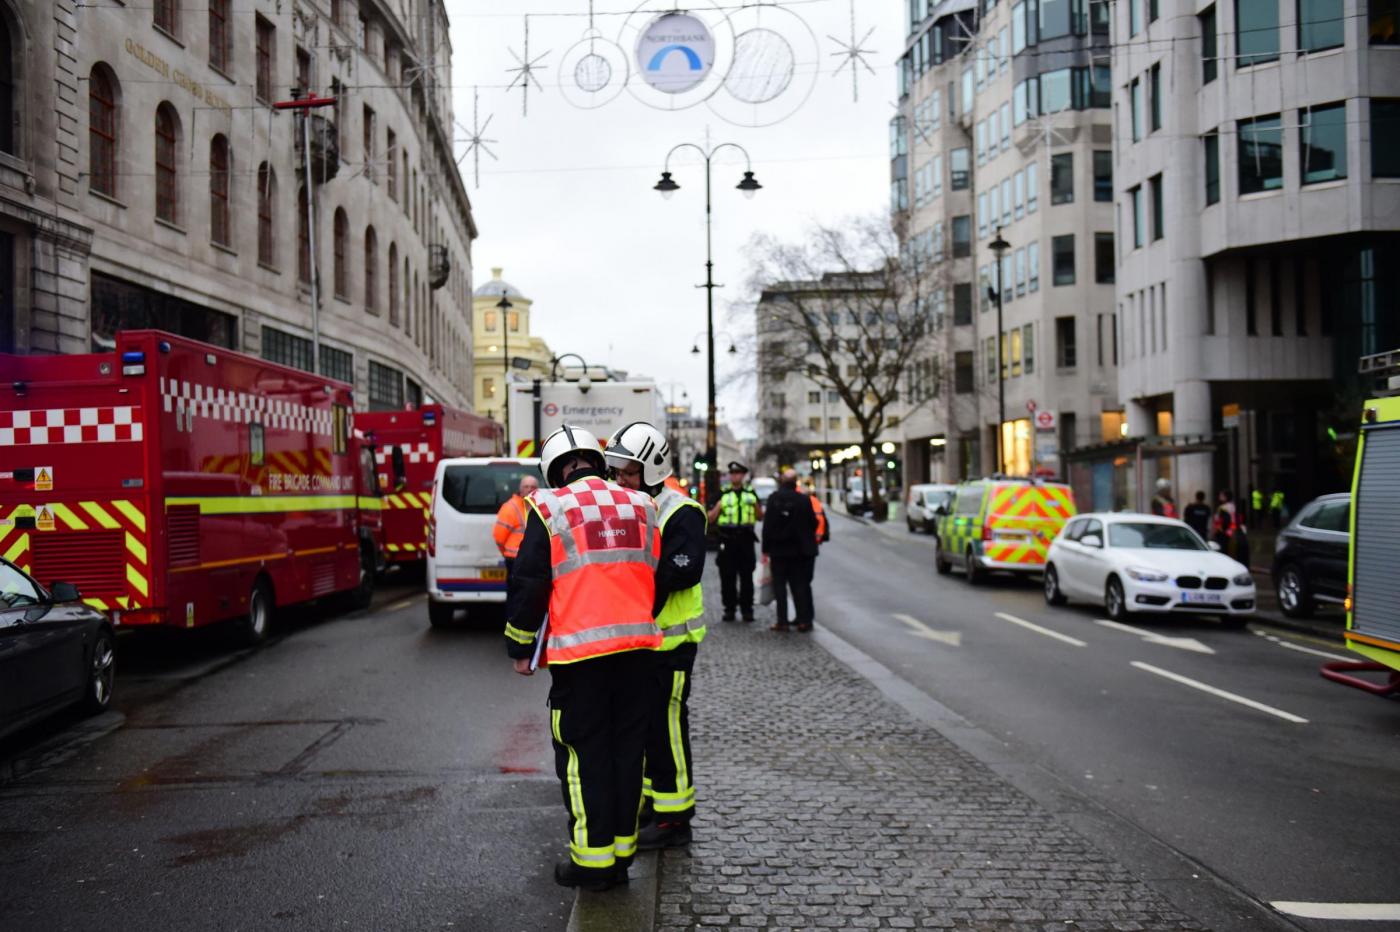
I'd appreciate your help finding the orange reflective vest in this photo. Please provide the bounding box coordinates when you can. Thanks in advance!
[528,477,662,665]
[811,494,828,543]
[664,475,691,499]
[494,494,529,559]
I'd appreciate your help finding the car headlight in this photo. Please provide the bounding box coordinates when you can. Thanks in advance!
[1233,572,1255,587]
[1125,566,1170,582]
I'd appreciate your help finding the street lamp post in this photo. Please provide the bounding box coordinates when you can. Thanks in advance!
[273,93,337,368]
[495,291,512,443]
[989,228,1011,474]
[654,142,762,505]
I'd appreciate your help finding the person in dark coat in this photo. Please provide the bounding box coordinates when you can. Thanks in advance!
[1183,490,1213,541]
[761,468,819,633]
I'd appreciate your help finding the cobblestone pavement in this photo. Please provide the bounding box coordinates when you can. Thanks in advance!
[656,570,1209,931]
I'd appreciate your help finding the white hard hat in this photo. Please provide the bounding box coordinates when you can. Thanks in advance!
[539,424,606,488]
[1155,478,1171,491]
[605,421,673,488]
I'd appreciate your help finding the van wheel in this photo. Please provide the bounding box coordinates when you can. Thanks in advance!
[428,600,456,628]
[1044,564,1067,606]
[965,549,985,586]
[1105,576,1131,621]
[240,579,274,646]
[934,538,951,575]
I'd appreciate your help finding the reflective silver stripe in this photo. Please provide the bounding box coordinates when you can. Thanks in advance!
[548,620,660,651]
[660,615,707,635]
[555,546,659,577]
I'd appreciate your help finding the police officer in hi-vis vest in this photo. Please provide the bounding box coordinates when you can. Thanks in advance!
[504,425,662,892]
[708,462,763,622]
[604,422,707,851]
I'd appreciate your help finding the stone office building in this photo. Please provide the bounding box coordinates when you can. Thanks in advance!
[0,0,477,412]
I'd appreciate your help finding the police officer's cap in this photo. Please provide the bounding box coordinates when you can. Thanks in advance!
[727,461,749,475]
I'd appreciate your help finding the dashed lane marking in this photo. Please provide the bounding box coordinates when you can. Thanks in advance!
[993,612,1087,647]
[1252,629,1353,663]
[1272,902,1400,921]
[1130,661,1309,724]
[386,595,426,612]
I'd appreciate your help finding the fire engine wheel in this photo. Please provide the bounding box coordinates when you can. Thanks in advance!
[82,628,116,715]
[349,546,375,610]
[241,580,274,646]
[428,600,457,628]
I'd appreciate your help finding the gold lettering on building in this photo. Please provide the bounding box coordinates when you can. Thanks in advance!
[124,38,233,115]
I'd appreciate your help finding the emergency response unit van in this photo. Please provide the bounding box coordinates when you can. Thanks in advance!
[426,457,541,627]
[0,330,382,643]
[934,477,1077,583]
[358,405,501,567]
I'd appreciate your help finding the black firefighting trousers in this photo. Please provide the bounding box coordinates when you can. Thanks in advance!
[643,642,698,822]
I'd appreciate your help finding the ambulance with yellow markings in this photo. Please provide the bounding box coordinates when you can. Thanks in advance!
[933,477,1077,584]
[1,331,383,645]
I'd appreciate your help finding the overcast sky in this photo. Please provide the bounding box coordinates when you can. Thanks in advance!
[448,1,903,437]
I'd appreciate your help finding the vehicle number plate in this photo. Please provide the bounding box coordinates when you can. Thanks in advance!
[1181,591,1222,604]
[481,569,507,581]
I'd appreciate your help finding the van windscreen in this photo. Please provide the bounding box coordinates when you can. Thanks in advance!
[441,463,541,515]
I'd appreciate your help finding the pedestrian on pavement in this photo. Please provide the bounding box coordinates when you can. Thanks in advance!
[1213,489,1249,564]
[503,425,662,893]
[1250,487,1264,529]
[604,422,707,852]
[1269,489,1287,529]
[708,462,762,622]
[1183,490,1213,541]
[762,468,818,633]
[492,473,538,578]
[808,480,830,547]
[1150,478,1177,518]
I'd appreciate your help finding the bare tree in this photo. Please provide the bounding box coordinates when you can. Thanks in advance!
[747,216,947,517]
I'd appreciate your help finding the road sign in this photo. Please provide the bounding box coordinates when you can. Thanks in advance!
[1026,400,1037,413]
[1222,403,1241,429]
[1034,409,1057,431]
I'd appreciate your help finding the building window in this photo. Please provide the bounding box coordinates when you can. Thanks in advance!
[1052,234,1075,285]
[1150,174,1164,239]
[484,310,498,331]
[257,164,276,267]
[154,103,179,224]
[209,0,230,72]
[363,106,376,183]
[1149,64,1162,132]
[950,147,970,189]
[808,417,822,432]
[1203,131,1221,203]
[1297,102,1347,183]
[1055,316,1077,368]
[88,67,118,197]
[1026,161,1039,211]
[297,186,310,282]
[1299,0,1345,51]
[255,15,275,104]
[333,209,348,298]
[1129,78,1142,141]
[262,326,313,372]
[368,361,404,411]
[1246,258,1259,334]
[1023,324,1035,373]
[154,0,178,36]
[1373,100,1400,176]
[954,282,973,325]
[978,192,989,239]
[387,129,397,201]
[1015,248,1027,296]
[1001,177,1012,226]
[1095,232,1115,283]
[1028,240,1040,291]
[296,46,313,97]
[1374,0,1400,43]
[1130,185,1145,246]
[209,135,230,247]
[1051,152,1073,204]
[509,311,521,332]
[1239,114,1284,193]
[1200,6,1218,82]
[1237,0,1280,65]
[1089,151,1112,202]
[952,215,972,257]
[388,243,399,326]
[364,226,378,312]
[1129,0,1141,34]
[320,345,353,384]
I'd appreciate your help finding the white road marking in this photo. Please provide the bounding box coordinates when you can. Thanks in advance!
[1272,902,1400,921]
[1095,619,1216,654]
[1252,630,1352,663]
[387,596,425,612]
[1131,661,1309,724]
[993,612,1087,647]
[892,613,962,646]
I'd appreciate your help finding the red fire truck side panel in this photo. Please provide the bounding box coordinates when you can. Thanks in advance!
[358,405,501,563]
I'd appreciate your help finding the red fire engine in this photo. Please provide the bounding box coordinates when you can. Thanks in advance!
[357,405,501,566]
[0,330,383,643]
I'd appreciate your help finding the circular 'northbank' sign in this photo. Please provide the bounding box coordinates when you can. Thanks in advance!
[636,13,715,94]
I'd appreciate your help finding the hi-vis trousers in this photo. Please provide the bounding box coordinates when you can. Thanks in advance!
[644,642,698,821]
[548,649,654,874]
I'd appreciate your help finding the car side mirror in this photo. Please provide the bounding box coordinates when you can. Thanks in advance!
[1080,534,1103,549]
[1208,540,1222,552]
[49,581,81,603]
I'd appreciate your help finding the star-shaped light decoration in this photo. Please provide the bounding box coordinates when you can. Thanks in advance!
[455,88,497,188]
[505,16,550,117]
[829,0,876,102]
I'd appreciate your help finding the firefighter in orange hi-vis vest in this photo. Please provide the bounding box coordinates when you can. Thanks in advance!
[493,473,539,576]
[503,425,662,893]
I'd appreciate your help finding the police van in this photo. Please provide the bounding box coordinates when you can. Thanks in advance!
[934,477,1077,584]
[426,457,540,627]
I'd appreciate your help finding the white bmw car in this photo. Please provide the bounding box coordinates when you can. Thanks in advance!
[1043,513,1256,624]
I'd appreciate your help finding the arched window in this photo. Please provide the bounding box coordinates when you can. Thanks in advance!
[154,103,179,223]
[364,226,378,312]
[209,135,230,246]
[88,66,118,196]
[257,163,276,267]
[297,185,310,282]
[388,243,399,326]
[333,208,348,298]
[402,256,410,332]
[0,11,13,155]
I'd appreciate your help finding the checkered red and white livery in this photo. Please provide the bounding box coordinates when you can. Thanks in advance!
[0,407,144,446]
[374,442,434,465]
[160,377,334,436]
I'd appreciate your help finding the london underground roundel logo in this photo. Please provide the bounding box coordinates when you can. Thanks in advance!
[636,13,715,94]
[543,403,559,417]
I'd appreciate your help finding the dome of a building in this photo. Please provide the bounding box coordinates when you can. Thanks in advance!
[474,266,526,300]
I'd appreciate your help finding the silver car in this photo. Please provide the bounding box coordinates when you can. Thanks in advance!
[906,483,956,534]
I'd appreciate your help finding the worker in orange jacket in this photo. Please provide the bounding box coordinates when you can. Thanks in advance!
[493,473,539,576]
[808,480,830,546]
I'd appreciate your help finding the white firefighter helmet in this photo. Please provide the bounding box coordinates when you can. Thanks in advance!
[605,421,673,489]
[1155,477,1172,492]
[539,424,606,488]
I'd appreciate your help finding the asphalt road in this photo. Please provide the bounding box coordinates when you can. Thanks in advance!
[813,513,1400,932]
[0,580,572,932]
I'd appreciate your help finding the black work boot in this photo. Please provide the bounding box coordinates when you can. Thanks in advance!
[553,860,616,892]
[637,819,693,851]
[613,855,633,885]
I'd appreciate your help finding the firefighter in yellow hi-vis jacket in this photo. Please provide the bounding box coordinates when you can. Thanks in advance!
[605,422,708,850]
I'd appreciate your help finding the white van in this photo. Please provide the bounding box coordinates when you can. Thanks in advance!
[427,457,541,627]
